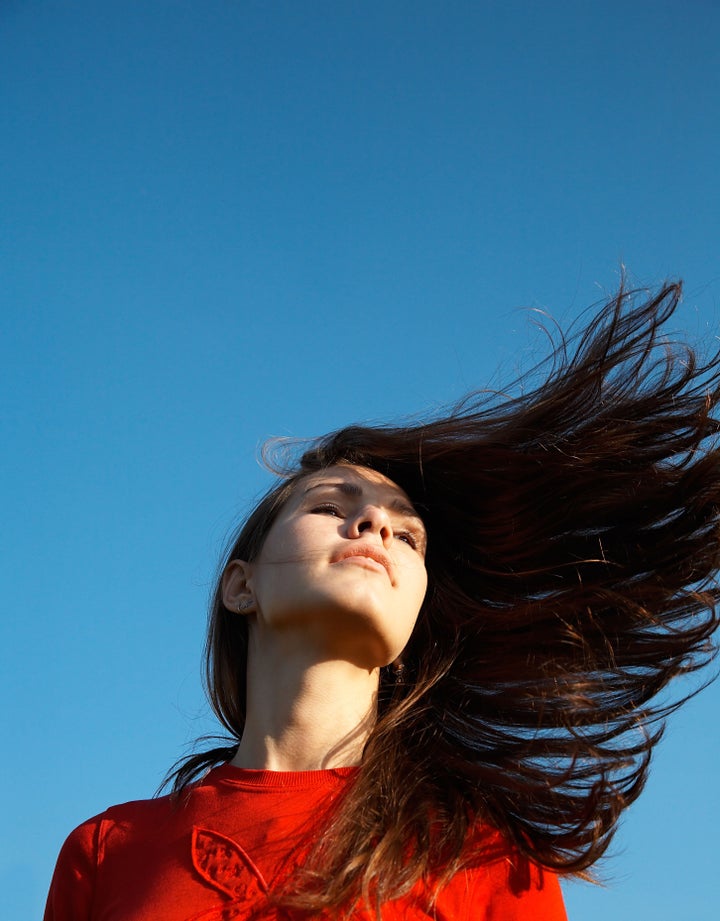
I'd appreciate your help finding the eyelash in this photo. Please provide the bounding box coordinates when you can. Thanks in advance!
[311,503,343,517]
[311,505,420,550]
[395,530,418,549]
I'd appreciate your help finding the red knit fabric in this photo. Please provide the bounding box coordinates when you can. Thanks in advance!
[44,764,567,920]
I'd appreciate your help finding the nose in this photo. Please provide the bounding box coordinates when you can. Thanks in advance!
[347,504,393,546]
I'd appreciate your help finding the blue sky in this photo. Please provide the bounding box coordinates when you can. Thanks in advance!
[2,2,719,919]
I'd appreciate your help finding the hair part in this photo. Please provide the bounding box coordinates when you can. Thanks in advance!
[164,281,720,916]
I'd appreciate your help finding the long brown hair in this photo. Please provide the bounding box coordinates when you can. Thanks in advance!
[166,281,720,913]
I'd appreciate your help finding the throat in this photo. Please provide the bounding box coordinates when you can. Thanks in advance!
[233,654,380,771]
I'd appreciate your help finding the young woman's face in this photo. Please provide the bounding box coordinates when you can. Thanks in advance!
[232,465,428,669]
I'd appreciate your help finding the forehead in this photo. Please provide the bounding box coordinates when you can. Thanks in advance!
[296,465,420,516]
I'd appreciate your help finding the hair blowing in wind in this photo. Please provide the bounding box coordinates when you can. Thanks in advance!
[170,281,720,914]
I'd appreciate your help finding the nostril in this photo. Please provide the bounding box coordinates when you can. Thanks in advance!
[355,507,392,538]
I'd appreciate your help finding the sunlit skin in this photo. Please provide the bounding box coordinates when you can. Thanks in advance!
[222,465,428,770]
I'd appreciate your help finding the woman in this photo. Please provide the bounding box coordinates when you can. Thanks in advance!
[45,282,720,919]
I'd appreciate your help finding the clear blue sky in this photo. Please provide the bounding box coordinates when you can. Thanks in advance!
[2,2,719,919]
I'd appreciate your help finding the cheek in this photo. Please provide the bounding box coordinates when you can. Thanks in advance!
[404,553,428,589]
[265,511,339,562]
[390,569,428,657]
[403,562,428,616]
[255,522,310,566]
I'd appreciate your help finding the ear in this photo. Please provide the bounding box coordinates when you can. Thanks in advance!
[390,656,405,680]
[222,560,256,615]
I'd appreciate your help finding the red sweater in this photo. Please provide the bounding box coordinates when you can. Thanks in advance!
[44,764,567,920]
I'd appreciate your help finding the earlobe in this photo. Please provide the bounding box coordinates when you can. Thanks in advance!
[222,559,256,615]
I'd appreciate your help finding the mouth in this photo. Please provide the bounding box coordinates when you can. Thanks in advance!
[331,545,395,584]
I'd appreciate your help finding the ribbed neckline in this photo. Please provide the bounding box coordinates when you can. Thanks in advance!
[209,761,359,790]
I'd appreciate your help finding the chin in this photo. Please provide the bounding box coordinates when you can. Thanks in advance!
[266,592,415,669]
[318,609,408,671]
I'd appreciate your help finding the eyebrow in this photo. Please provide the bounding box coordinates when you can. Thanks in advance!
[303,480,424,522]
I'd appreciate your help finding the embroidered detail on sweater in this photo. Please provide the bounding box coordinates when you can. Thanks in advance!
[191,826,269,908]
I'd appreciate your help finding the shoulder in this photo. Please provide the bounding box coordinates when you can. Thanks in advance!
[47,796,170,879]
[432,829,568,921]
[46,768,231,883]
[44,790,184,921]
[429,863,566,921]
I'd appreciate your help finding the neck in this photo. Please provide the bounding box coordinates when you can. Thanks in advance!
[231,629,380,772]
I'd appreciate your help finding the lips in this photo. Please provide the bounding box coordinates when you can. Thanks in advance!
[331,544,395,584]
